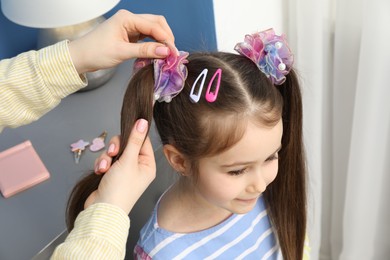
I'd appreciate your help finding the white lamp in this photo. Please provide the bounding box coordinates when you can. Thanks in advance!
[1,0,120,91]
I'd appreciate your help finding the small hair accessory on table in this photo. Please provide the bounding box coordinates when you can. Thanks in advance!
[70,139,89,164]
[133,50,189,103]
[234,28,294,85]
[89,131,107,152]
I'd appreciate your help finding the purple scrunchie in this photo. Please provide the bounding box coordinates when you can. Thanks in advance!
[234,28,293,85]
[133,51,189,103]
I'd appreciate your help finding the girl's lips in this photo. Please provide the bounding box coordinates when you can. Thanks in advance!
[236,197,258,203]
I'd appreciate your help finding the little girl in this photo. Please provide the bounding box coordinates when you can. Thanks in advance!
[67,29,307,259]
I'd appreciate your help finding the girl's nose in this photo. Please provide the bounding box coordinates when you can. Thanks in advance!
[247,169,267,194]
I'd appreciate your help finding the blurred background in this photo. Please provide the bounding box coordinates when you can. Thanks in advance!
[1,0,389,259]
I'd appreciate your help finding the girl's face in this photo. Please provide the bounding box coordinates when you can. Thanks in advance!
[193,119,283,215]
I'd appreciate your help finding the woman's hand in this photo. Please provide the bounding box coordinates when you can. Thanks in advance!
[85,119,156,214]
[69,10,176,74]
[94,135,120,174]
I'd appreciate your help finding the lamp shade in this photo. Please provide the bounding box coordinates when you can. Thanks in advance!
[1,0,120,28]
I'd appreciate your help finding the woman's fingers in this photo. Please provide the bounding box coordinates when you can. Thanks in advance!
[87,119,156,214]
[94,135,120,174]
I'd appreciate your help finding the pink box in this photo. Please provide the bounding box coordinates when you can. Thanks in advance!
[0,140,50,198]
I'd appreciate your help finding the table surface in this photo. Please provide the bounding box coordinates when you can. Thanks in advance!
[0,61,175,259]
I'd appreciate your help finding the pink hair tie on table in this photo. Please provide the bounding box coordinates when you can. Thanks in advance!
[234,28,294,85]
[133,50,189,103]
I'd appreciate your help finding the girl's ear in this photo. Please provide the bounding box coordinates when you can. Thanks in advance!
[163,144,188,173]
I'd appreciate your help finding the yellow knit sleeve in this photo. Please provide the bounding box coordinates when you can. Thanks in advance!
[0,40,87,131]
[303,234,311,260]
[51,203,130,260]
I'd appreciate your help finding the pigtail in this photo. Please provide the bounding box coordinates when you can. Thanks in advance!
[116,65,154,161]
[263,69,307,260]
[66,65,155,231]
[66,173,103,231]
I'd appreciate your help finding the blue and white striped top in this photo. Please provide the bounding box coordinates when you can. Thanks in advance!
[134,195,279,259]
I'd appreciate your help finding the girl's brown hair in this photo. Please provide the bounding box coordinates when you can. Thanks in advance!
[66,52,306,260]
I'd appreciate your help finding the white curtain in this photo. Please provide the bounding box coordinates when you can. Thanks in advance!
[285,0,390,259]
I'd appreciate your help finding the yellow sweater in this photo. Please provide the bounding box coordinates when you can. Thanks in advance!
[51,203,130,259]
[0,41,130,258]
[0,40,86,133]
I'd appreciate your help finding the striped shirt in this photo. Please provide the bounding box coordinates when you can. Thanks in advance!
[135,196,279,260]
[0,40,87,133]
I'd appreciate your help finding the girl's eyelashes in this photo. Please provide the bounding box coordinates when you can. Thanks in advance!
[266,154,279,162]
[226,153,279,175]
[228,168,247,176]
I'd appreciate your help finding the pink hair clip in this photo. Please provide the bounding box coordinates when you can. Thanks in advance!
[70,139,89,164]
[205,69,222,103]
[190,69,208,103]
[89,131,107,152]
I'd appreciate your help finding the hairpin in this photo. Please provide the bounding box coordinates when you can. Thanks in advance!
[205,69,222,103]
[234,28,293,85]
[70,139,89,164]
[89,131,107,152]
[190,69,208,103]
